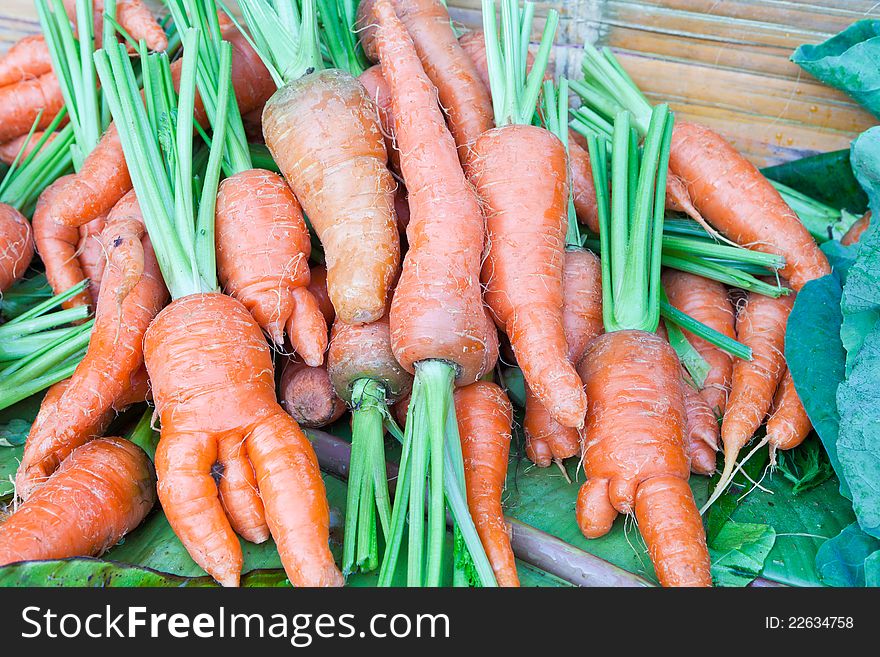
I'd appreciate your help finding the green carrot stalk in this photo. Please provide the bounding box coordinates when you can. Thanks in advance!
[316,0,369,75]
[127,408,158,461]
[770,179,861,243]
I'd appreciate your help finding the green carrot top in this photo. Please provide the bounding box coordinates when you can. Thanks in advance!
[481,0,558,127]
[94,31,231,300]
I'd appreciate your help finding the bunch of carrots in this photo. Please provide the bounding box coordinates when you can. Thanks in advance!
[0,0,844,588]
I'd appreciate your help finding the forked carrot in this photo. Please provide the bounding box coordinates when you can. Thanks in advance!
[681,376,719,476]
[765,370,812,453]
[0,71,64,145]
[0,34,53,87]
[0,130,56,165]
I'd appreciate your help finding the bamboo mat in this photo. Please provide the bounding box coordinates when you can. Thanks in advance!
[3,0,879,166]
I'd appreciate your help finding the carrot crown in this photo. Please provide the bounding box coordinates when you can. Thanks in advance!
[166,0,252,175]
[232,0,323,88]
[481,0,558,126]
[94,31,230,299]
[588,106,673,333]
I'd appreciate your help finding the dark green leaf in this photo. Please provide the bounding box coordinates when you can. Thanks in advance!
[815,522,880,586]
[762,150,867,215]
[865,550,880,586]
[709,521,776,587]
[0,418,30,447]
[775,436,834,496]
[851,127,880,210]
[0,559,291,587]
[785,274,850,498]
[792,19,880,119]
[836,321,880,538]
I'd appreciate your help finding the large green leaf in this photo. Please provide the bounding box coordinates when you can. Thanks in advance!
[709,521,776,588]
[785,274,850,498]
[0,559,291,587]
[815,523,880,587]
[0,394,45,500]
[762,150,868,214]
[792,20,880,119]
[836,321,880,539]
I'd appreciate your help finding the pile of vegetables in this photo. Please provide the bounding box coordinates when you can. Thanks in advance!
[0,0,877,588]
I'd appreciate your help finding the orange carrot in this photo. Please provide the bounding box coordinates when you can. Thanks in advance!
[0,130,55,165]
[147,293,343,587]
[670,122,830,291]
[262,71,400,325]
[358,64,401,175]
[524,248,602,466]
[0,203,34,292]
[0,71,64,145]
[0,34,52,87]
[0,437,155,566]
[215,168,327,363]
[77,212,107,301]
[577,331,711,586]
[48,25,275,228]
[662,269,736,416]
[373,0,498,586]
[307,264,335,325]
[16,191,168,499]
[375,0,495,386]
[841,211,871,246]
[32,175,95,310]
[682,377,719,476]
[704,287,795,508]
[471,126,586,428]
[279,356,347,428]
[327,311,412,405]
[765,370,812,453]
[361,0,494,163]
[455,381,519,587]
[216,433,270,544]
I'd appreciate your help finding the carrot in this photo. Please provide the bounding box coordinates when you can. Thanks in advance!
[765,370,812,454]
[669,123,830,291]
[681,376,719,476]
[0,203,34,293]
[97,36,342,587]
[327,311,412,574]
[662,269,736,416]
[454,381,518,587]
[77,212,107,301]
[32,176,94,310]
[577,95,711,586]
[307,264,335,325]
[702,287,795,510]
[360,0,494,163]
[469,9,586,429]
[524,248,603,466]
[577,331,711,586]
[373,0,498,587]
[358,64,401,175]
[15,190,168,500]
[841,211,871,246]
[260,69,400,325]
[0,130,56,165]
[47,24,274,228]
[0,438,155,566]
[216,432,271,544]
[0,34,52,87]
[77,0,169,52]
[148,294,343,587]
[215,168,327,362]
[279,357,347,428]
[0,72,65,145]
